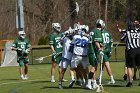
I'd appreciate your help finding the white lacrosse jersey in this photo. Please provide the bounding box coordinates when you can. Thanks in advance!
[72,35,88,56]
[62,37,73,60]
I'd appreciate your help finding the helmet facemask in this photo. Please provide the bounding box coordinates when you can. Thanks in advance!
[18,31,26,39]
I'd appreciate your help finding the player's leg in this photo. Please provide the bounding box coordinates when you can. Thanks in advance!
[126,49,134,87]
[75,64,84,86]
[69,55,80,88]
[126,67,133,87]
[51,61,57,82]
[86,53,97,89]
[24,58,29,80]
[58,58,69,89]
[133,67,137,80]
[18,58,25,80]
[104,54,115,84]
[123,65,127,80]
[123,49,127,80]
[51,54,61,82]
[24,63,28,79]
[81,57,89,88]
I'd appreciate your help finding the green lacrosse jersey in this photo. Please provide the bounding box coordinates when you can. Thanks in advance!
[49,32,63,53]
[93,28,113,52]
[94,28,103,43]
[101,29,113,52]
[12,37,31,57]
[88,31,95,54]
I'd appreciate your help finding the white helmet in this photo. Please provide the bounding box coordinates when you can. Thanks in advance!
[18,31,26,39]
[96,19,105,28]
[80,25,89,33]
[52,23,61,32]
[74,22,80,31]
[64,26,75,35]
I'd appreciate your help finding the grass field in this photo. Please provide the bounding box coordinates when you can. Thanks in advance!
[0,62,140,93]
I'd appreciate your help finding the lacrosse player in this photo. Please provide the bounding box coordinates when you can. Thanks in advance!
[49,23,64,82]
[86,29,99,90]
[94,19,115,84]
[11,31,31,80]
[69,25,89,88]
[58,27,74,89]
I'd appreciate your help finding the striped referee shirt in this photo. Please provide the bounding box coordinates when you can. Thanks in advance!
[124,29,140,50]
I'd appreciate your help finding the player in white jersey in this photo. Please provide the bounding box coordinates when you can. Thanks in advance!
[70,25,89,88]
[58,27,74,89]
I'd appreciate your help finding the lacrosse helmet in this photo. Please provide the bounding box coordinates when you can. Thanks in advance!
[52,23,61,32]
[96,19,105,28]
[81,25,89,33]
[18,31,26,39]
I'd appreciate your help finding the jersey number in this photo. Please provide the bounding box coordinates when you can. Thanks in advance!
[102,33,109,43]
[75,38,87,47]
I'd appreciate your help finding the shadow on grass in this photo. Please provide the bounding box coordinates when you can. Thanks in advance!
[41,86,84,89]
[104,84,125,87]
[31,80,50,84]
[2,78,20,81]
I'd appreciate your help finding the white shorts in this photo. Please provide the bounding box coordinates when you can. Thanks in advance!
[71,54,89,69]
[59,58,71,69]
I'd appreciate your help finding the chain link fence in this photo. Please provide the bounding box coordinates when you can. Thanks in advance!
[29,44,126,65]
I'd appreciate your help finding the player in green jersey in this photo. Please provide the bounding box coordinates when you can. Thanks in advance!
[49,23,63,82]
[11,31,31,80]
[94,19,115,84]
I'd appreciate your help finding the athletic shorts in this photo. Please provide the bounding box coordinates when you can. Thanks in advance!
[103,52,110,62]
[51,53,62,64]
[59,58,71,69]
[71,54,89,69]
[17,57,29,67]
[88,53,98,66]
[126,48,140,68]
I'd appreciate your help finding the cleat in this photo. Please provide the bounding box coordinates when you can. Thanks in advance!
[20,75,25,80]
[24,75,28,80]
[81,82,87,88]
[51,79,55,83]
[86,84,93,90]
[126,82,132,87]
[75,81,82,86]
[69,80,75,88]
[92,83,99,89]
[123,74,127,81]
[133,75,136,80]
[108,79,115,84]
[58,84,63,89]
[62,79,68,82]
[24,76,28,80]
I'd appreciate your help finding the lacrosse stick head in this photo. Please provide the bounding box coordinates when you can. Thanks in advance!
[96,84,104,92]
[35,57,44,63]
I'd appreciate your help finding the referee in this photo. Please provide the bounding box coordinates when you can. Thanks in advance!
[118,20,140,87]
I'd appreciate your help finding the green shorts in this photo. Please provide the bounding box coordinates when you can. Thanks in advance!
[17,57,29,67]
[103,52,110,62]
[88,53,98,67]
[52,53,62,64]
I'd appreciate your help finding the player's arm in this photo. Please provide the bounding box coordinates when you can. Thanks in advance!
[50,45,55,53]
[117,24,122,32]
[25,42,32,54]
[49,34,56,53]
[11,41,18,51]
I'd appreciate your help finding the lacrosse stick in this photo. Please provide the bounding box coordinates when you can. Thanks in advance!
[35,52,62,63]
[96,55,104,92]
